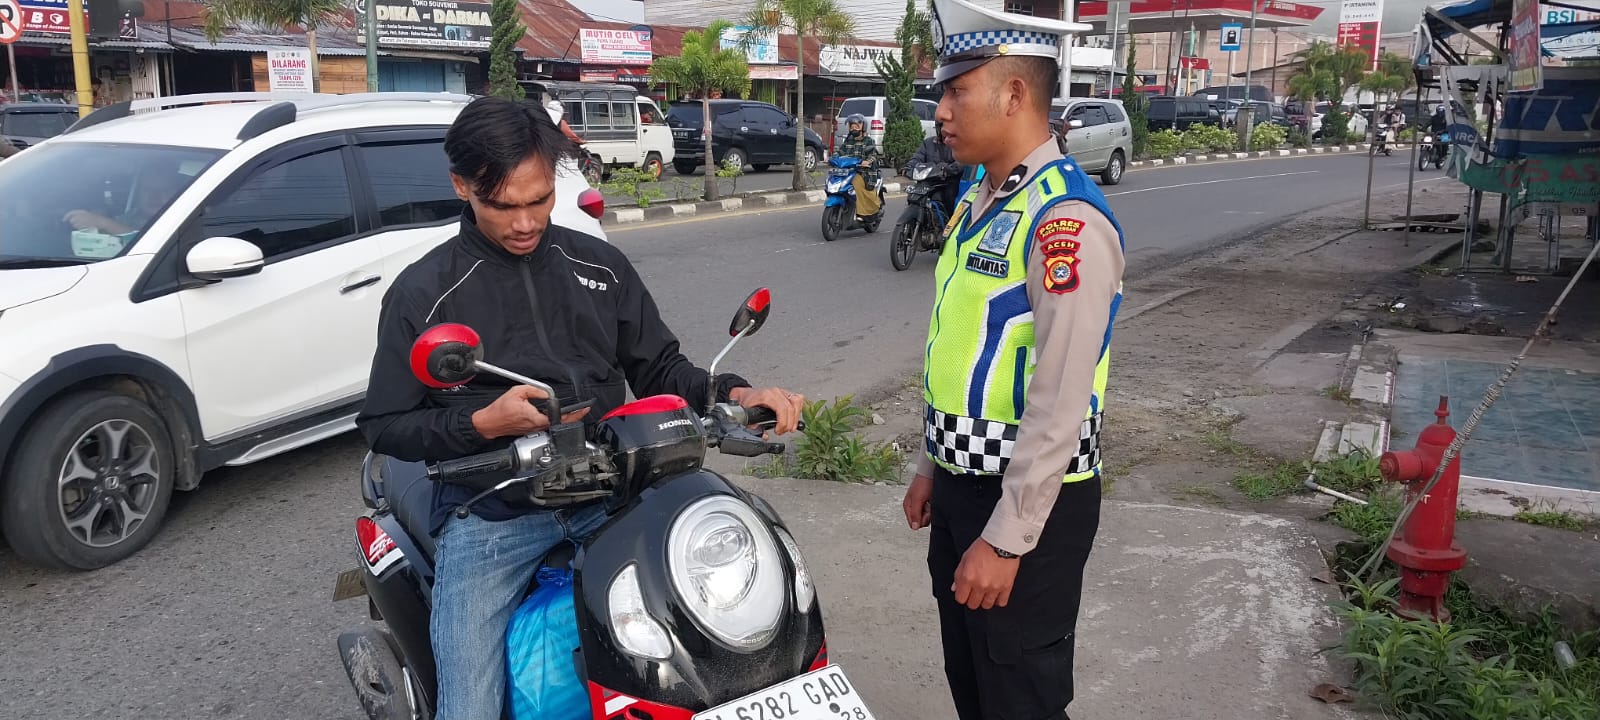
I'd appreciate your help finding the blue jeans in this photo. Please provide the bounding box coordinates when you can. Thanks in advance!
[431,503,609,720]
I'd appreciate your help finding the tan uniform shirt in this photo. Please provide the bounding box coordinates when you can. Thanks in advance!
[918,136,1126,555]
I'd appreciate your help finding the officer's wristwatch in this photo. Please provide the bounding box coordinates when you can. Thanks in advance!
[991,544,1020,559]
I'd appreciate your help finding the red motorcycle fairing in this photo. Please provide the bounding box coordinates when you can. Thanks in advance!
[586,644,829,720]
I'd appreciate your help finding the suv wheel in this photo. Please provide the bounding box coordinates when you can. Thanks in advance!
[1101,150,1126,185]
[721,147,748,172]
[803,146,819,172]
[2,391,177,570]
[674,160,698,176]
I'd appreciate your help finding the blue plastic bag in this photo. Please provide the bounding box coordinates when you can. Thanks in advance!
[506,566,591,720]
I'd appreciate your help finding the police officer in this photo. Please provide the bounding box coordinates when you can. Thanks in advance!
[901,1,1125,718]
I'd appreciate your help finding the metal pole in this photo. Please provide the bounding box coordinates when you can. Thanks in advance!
[1403,82,1423,246]
[365,0,378,92]
[7,44,17,101]
[1166,1,1177,92]
[1060,0,1075,100]
[1363,124,1376,229]
[1241,0,1259,148]
[1107,1,1121,99]
[66,0,91,117]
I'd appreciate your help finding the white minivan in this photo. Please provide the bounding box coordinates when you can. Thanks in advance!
[533,80,676,181]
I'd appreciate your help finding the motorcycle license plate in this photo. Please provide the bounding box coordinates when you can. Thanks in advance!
[693,665,876,720]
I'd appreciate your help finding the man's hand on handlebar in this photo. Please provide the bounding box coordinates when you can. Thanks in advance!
[470,385,592,440]
[728,386,806,435]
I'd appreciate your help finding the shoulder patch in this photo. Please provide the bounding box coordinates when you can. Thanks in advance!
[1038,225,1082,295]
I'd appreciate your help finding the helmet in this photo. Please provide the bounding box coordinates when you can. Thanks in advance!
[846,113,866,128]
[545,99,564,120]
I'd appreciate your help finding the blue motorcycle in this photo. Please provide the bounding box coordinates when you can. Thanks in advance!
[821,156,886,242]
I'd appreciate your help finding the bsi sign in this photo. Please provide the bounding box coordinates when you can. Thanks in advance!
[818,44,893,76]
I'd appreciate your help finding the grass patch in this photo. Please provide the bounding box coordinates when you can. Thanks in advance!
[1175,484,1226,506]
[1201,419,1253,457]
[753,395,900,483]
[1338,575,1600,720]
[1331,492,1404,542]
[1323,384,1354,402]
[1316,449,1384,494]
[1233,460,1305,500]
[1514,508,1586,531]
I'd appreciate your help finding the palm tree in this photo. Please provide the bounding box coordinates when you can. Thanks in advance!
[649,20,752,201]
[739,0,855,191]
[1288,41,1369,143]
[202,0,347,92]
[1360,51,1414,109]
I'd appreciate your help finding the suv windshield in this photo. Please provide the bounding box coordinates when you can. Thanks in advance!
[0,142,222,263]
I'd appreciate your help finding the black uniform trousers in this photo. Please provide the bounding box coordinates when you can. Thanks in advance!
[928,465,1102,720]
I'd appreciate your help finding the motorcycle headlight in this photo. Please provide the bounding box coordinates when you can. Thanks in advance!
[1423,135,1433,143]
[608,564,673,659]
[773,526,815,610]
[911,166,931,181]
[668,496,784,650]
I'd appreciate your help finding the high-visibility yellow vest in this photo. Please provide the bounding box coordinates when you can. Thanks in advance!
[923,159,1124,480]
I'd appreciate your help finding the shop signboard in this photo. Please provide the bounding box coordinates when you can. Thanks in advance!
[1219,22,1242,51]
[580,28,652,65]
[1335,0,1383,71]
[356,0,491,50]
[18,0,134,37]
[749,64,798,80]
[720,25,780,64]
[818,44,894,76]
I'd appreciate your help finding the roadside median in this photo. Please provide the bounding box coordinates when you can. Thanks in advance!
[600,144,1376,227]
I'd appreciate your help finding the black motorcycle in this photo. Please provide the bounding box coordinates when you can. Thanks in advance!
[1419,130,1450,171]
[333,289,876,720]
[890,162,961,271]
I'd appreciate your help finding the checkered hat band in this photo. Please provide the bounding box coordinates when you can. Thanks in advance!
[925,406,1102,476]
[942,30,1059,58]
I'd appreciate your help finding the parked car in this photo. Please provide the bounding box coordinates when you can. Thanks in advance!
[0,92,607,570]
[1192,85,1273,103]
[831,96,939,152]
[666,99,825,175]
[529,80,675,181]
[1050,98,1132,185]
[1222,100,1292,129]
[1,102,79,151]
[1145,96,1222,131]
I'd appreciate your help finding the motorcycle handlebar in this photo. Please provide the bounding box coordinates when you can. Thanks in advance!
[427,448,517,484]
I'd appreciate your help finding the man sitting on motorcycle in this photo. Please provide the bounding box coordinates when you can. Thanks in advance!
[903,122,961,218]
[837,113,884,221]
[356,96,806,720]
[1429,105,1448,135]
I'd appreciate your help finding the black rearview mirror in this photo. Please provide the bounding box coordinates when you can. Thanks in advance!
[729,287,772,338]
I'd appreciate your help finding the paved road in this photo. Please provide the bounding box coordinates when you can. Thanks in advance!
[0,151,1444,720]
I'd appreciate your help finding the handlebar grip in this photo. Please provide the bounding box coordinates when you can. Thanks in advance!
[428,450,516,484]
[742,406,807,432]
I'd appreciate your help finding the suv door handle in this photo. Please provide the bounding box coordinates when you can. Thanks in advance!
[341,274,382,293]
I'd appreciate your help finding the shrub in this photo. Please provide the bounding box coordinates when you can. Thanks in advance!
[1287,127,1311,148]
[1181,124,1237,153]
[601,167,664,208]
[771,395,901,483]
[1250,124,1287,151]
[1146,129,1184,159]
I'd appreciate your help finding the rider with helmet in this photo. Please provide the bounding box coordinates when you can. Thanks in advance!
[836,113,883,220]
[904,122,961,217]
[546,99,586,146]
[1429,104,1448,134]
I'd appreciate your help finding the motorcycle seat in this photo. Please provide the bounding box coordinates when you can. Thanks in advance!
[380,454,438,562]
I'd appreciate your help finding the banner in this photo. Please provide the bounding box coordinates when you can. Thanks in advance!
[1458,153,1600,206]
[1336,0,1383,70]
[1510,0,1543,91]
[720,25,780,64]
[266,49,313,93]
[580,28,652,65]
[1494,69,1600,157]
[356,0,492,50]
[818,44,895,76]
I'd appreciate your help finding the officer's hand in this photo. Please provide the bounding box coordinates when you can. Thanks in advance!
[729,386,805,435]
[952,539,1020,610]
[903,473,933,530]
[471,385,590,440]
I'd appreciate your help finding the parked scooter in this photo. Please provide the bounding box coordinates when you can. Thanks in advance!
[890,161,962,271]
[333,289,876,720]
[1419,131,1451,170]
[821,156,886,242]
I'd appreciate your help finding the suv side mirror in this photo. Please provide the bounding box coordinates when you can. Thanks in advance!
[1068,119,1085,129]
[186,237,264,281]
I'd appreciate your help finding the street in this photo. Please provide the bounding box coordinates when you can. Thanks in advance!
[0,151,1435,720]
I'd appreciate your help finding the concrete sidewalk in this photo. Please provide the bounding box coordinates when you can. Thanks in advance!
[730,474,1362,720]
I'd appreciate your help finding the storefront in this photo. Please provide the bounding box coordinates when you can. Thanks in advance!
[356,0,484,93]
[3,4,168,105]
[807,43,893,121]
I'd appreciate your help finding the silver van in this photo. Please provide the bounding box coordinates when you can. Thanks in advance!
[1049,98,1133,185]
[831,96,938,152]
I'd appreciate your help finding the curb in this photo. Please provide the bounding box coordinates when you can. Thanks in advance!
[1128,143,1371,170]
[604,145,1373,226]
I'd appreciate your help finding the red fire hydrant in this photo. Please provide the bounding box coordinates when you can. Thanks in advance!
[1378,396,1468,622]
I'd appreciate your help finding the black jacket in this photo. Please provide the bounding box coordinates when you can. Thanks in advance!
[904,137,955,174]
[356,209,750,533]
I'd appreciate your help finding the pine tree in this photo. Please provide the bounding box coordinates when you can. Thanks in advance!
[488,0,526,100]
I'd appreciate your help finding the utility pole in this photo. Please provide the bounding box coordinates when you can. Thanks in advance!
[1107,1,1120,98]
[1239,0,1259,147]
[1060,0,1075,100]
[67,0,91,117]
[365,0,378,91]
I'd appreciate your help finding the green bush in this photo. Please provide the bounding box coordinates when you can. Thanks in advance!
[1250,124,1287,151]
[1181,124,1237,153]
[1146,129,1184,158]
[1287,127,1311,148]
[773,395,901,483]
[601,167,664,208]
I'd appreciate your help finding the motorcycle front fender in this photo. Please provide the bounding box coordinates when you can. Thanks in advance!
[896,202,923,226]
[824,195,847,208]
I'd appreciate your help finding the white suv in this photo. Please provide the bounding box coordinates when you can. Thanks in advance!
[0,92,608,570]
